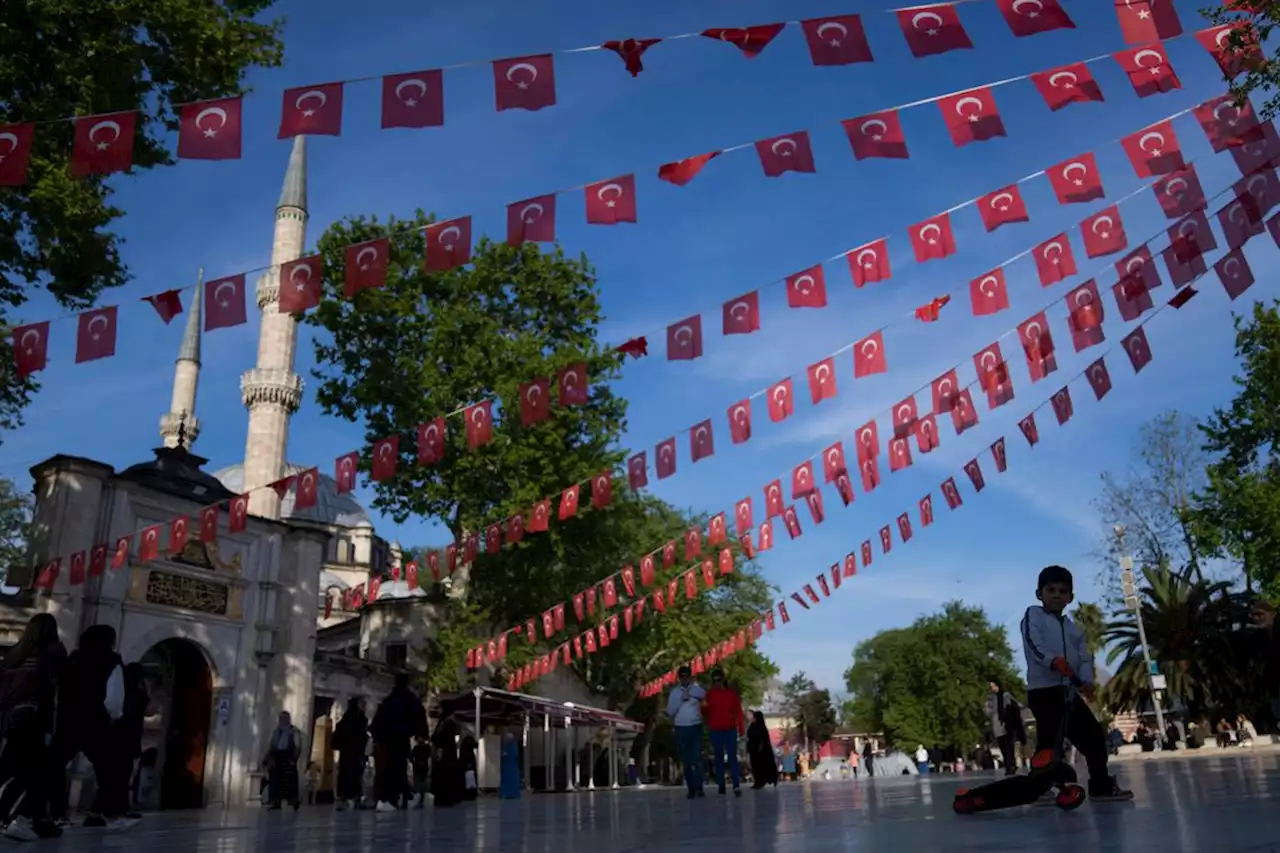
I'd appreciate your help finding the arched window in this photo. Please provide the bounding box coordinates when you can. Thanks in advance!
[336,537,352,564]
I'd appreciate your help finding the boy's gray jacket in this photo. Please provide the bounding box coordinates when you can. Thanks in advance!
[1021,606,1094,690]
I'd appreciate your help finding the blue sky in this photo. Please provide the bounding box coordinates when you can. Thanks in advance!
[1,0,1269,693]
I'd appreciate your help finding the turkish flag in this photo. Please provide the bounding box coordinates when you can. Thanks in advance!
[991,438,1008,473]
[782,507,803,540]
[1019,312,1057,382]
[942,478,963,509]
[228,495,248,533]
[144,290,183,325]
[168,515,191,555]
[198,505,219,543]
[1196,23,1263,78]
[11,321,49,377]
[1113,277,1154,322]
[920,494,935,528]
[507,195,556,245]
[1052,387,1074,426]
[764,480,785,518]
[786,265,827,308]
[294,468,319,511]
[656,437,677,479]
[344,237,389,297]
[847,239,892,285]
[969,268,1009,316]
[1123,328,1153,373]
[34,558,60,590]
[702,24,785,57]
[1066,280,1105,352]
[792,461,816,498]
[1239,168,1280,217]
[996,0,1074,36]
[756,131,816,177]
[952,390,979,434]
[914,295,951,323]
[138,524,162,562]
[67,551,86,586]
[666,315,702,360]
[381,70,444,129]
[0,122,34,185]
[529,500,551,533]
[406,562,419,590]
[72,112,137,175]
[1194,95,1261,152]
[690,420,715,462]
[278,254,324,314]
[1219,196,1264,250]
[767,379,794,423]
[463,533,478,564]
[1117,246,1162,295]
[425,217,472,271]
[111,535,131,570]
[853,331,887,377]
[909,213,955,262]
[75,307,117,363]
[973,341,1007,392]
[662,541,678,569]
[1163,245,1206,289]
[685,528,702,561]
[1168,212,1215,268]
[178,97,243,160]
[88,543,108,578]
[801,15,873,65]
[937,88,1005,146]
[915,415,941,453]
[1087,359,1112,400]
[507,513,525,545]
[727,399,752,444]
[723,291,760,335]
[1217,249,1256,301]
[758,521,775,552]
[1019,413,1040,447]
[1116,0,1182,44]
[628,453,648,490]
[279,83,343,137]
[931,370,961,413]
[517,377,550,426]
[416,418,446,465]
[1081,206,1127,258]
[371,437,398,481]
[843,553,858,578]
[1114,45,1181,98]
[558,485,580,520]
[880,526,893,554]
[204,274,247,331]
[445,544,458,573]
[1153,166,1207,219]
[897,4,973,57]
[842,111,909,160]
[978,184,1029,232]
[494,55,556,111]
[897,514,915,544]
[734,498,755,536]
[465,401,493,448]
[1047,152,1105,204]
[658,151,720,186]
[558,363,588,406]
[1232,124,1280,175]
[1122,120,1184,177]
[889,436,913,472]
[603,38,661,76]
[822,442,848,482]
[708,512,728,546]
[892,397,918,438]
[1031,63,1104,111]
[861,541,873,566]
[585,174,638,225]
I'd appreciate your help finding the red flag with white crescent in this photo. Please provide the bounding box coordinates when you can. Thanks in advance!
[381,70,444,129]
[279,83,344,137]
[178,97,243,160]
[72,111,138,175]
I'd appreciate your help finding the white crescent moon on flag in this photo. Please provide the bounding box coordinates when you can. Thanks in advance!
[767,484,779,500]
[213,279,238,303]
[860,339,878,359]
[1012,0,1044,15]
[1073,288,1093,308]
[519,203,544,223]
[1042,242,1063,262]
[472,407,487,426]
[526,384,541,405]
[860,428,873,447]
[195,106,228,131]
[395,78,428,102]
[939,378,953,397]
[1164,177,1188,198]
[1024,321,1043,341]
[1090,365,1105,384]
[1226,257,1243,279]
[88,314,109,335]
[596,182,625,201]
[773,386,788,405]
[437,225,462,246]
[1128,338,1146,359]
[1091,215,1114,235]
[505,62,540,84]
[792,275,815,294]
[1228,202,1247,224]
[88,120,121,144]
[897,404,913,422]
[1061,162,1087,182]
[295,89,328,110]
[1133,49,1165,68]
[979,276,999,297]
[826,448,842,467]
[1212,101,1237,123]
[815,364,830,383]
[674,325,694,346]
[817,21,848,40]
[1215,28,1233,49]
[1247,174,1268,199]
[733,405,747,424]
[729,301,751,321]
[378,442,392,459]
[954,96,985,118]
[340,457,353,474]
[797,467,810,485]
[980,351,997,371]
[303,473,315,490]
[1138,131,1165,153]
[771,137,798,156]
[989,192,1014,210]
[0,132,19,154]
[563,370,579,390]
[855,248,879,268]
[893,439,906,458]
[1125,257,1145,275]
[355,246,378,268]
[289,264,313,288]
[859,119,888,138]
[912,11,945,30]
[1048,71,1078,88]
[918,223,941,242]
[20,328,40,350]
[660,445,672,462]
[1177,219,1198,239]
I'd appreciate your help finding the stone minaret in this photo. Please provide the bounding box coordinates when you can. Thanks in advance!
[240,136,307,519]
[159,277,203,448]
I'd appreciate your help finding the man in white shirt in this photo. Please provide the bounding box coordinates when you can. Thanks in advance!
[665,665,706,798]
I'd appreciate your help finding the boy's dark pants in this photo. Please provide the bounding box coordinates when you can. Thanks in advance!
[1026,686,1108,786]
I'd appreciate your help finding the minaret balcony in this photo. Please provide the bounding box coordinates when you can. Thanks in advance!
[240,368,304,413]
[160,411,202,446]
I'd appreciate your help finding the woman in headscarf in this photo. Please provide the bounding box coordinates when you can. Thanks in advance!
[331,698,369,810]
[262,711,302,810]
[0,613,66,840]
[459,732,479,801]
[430,707,465,807]
[746,711,777,790]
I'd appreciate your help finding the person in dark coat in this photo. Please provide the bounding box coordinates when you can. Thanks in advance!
[430,708,465,807]
[0,613,67,840]
[459,733,478,801]
[746,711,778,790]
[369,674,427,811]
[262,711,303,810]
[862,740,875,779]
[117,663,148,818]
[331,698,369,810]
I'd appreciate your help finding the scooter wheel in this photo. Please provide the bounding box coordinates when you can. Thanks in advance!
[952,796,976,815]
[1055,783,1086,811]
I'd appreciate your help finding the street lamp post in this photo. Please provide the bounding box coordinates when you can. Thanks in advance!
[1113,525,1167,739]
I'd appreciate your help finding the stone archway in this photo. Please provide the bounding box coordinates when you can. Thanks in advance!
[139,638,214,810]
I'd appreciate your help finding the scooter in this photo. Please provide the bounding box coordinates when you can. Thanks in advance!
[952,677,1088,815]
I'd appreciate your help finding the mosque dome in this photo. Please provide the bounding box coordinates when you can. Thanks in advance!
[213,462,373,529]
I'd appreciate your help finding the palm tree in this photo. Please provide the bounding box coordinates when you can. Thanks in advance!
[1101,566,1234,720]
[1071,602,1105,661]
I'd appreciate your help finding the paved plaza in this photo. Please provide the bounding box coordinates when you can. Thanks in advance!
[32,753,1280,852]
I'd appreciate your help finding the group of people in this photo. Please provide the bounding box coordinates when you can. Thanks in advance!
[0,614,148,841]
[261,673,480,812]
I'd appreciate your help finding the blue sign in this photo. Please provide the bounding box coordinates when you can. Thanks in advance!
[1147,661,1160,676]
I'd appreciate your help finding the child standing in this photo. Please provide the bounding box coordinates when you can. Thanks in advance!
[1020,565,1132,802]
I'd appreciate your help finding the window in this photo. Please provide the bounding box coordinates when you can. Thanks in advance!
[335,538,351,564]
[385,643,408,668]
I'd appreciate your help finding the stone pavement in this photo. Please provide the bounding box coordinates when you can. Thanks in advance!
[33,753,1280,852]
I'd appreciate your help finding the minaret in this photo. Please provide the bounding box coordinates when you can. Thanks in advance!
[159,278,203,448]
[239,136,307,519]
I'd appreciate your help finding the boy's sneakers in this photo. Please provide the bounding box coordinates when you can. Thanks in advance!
[375,800,398,813]
[1088,776,1134,802]
[3,817,39,842]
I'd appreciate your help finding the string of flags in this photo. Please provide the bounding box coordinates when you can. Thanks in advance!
[24,125,1278,604]
[0,1,1255,182]
[2,26,1256,376]
[470,153,1277,665]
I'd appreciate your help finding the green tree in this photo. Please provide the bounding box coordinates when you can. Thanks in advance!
[0,0,284,435]
[1202,2,1280,118]
[0,476,33,587]
[844,602,1023,756]
[793,688,839,746]
[1189,302,1280,601]
[1072,602,1105,661]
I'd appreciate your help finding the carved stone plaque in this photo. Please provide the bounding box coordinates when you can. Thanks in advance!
[144,570,229,615]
